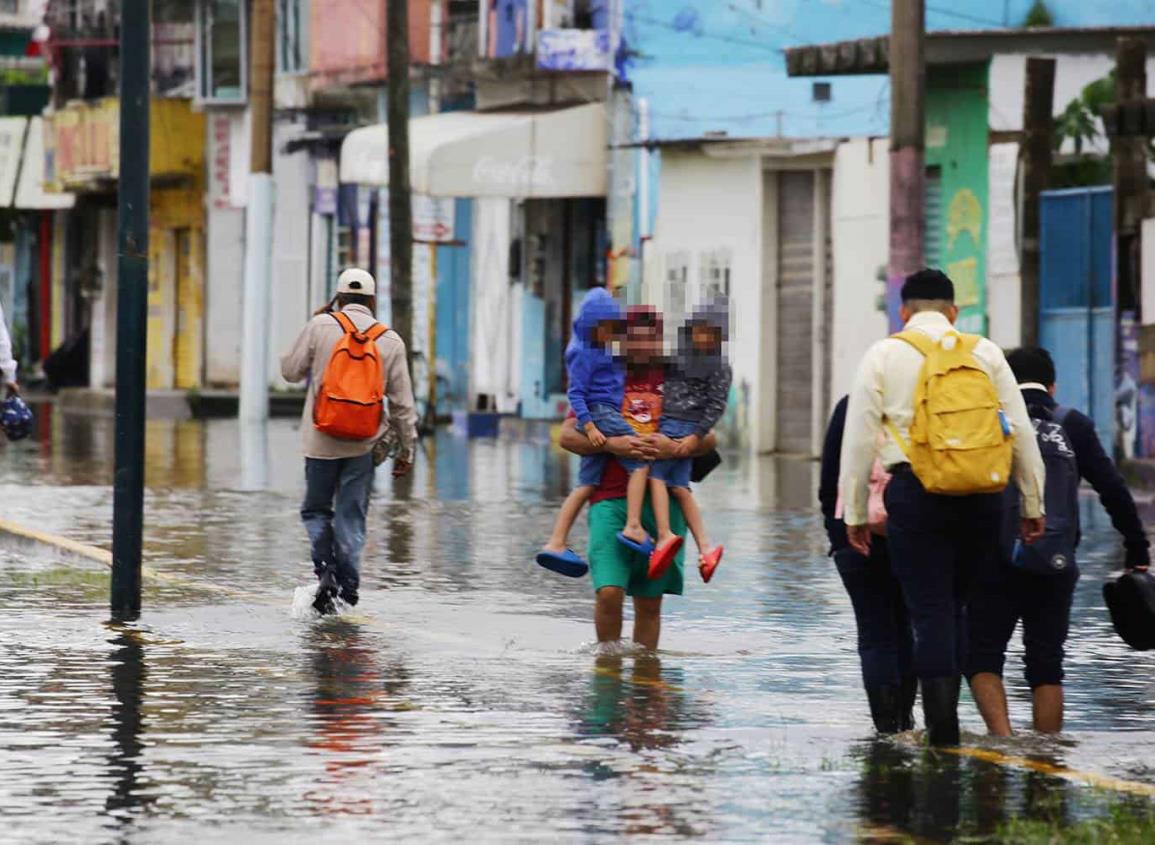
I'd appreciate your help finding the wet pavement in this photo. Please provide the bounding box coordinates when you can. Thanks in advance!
[1,408,1155,843]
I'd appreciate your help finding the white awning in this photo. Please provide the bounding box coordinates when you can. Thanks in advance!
[0,117,27,207]
[340,103,607,198]
[14,117,74,210]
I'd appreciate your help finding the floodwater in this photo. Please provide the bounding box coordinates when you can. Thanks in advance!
[1,408,1154,843]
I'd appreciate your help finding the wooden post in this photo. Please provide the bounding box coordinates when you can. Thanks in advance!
[387,0,414,356]
[1114,38,1148,315]
[1019,57,1055,348]
[1113,38,1149,459]
[239,0,275,423]
[887,0,925,331]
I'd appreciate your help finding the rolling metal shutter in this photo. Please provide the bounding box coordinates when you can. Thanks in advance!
[776,170,815,454]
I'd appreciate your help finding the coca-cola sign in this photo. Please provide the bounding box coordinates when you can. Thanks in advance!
[472,155,555,191]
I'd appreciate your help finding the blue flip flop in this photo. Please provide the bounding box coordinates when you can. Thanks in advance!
[616,532,656,557]
[536,548,589,578]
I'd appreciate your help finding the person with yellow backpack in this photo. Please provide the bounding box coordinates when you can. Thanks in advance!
[838,270,1046,746]
[281,268,418,615]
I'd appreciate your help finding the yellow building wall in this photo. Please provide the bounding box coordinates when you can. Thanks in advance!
[147,227,176,390]
[50,213,65,349]
[174,228,203,389]
[144,100,206,391]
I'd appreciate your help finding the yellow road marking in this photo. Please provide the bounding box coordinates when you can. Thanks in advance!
[592,663,682,692]
[944,745,1155,798]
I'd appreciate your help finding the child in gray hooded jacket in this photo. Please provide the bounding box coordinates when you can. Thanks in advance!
[649,297,732,583]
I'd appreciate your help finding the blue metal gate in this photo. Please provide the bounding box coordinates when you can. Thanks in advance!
[1038,186,1114,452]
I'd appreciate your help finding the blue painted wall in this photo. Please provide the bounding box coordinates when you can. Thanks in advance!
[622,0,1155,141]
[436,200,472,417]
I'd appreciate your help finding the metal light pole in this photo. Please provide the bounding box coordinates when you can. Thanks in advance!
[111,0,151,620]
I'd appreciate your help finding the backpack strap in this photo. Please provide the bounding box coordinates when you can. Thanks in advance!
[332,310,388,342]
[881,330,937,460]
[331,311,357,334]
[891,329,936,358]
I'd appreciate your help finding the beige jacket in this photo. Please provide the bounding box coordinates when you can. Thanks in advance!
[839,311,1046,525]
[281,303,418,462]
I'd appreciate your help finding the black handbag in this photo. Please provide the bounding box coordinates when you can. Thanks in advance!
[1103,570,1155,651]
[691,450,722,483]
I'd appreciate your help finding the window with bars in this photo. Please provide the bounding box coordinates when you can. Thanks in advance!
[276,0,307,74]
[196,0,246,104]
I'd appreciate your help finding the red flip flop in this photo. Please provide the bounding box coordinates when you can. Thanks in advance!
[699,546,724,583]
[648,536,685,580]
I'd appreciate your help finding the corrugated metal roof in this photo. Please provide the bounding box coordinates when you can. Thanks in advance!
[786,25,1155,78]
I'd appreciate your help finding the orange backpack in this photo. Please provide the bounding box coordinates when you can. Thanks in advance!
[313,311,388,440]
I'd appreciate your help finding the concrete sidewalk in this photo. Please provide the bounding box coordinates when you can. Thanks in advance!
[54,387,306,420]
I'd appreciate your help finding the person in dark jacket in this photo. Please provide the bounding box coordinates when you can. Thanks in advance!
[968,347,1151,735]
[650,297,733,583]
[820,396,916,733]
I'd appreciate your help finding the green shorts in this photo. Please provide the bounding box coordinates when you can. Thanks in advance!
[587,497,686,598]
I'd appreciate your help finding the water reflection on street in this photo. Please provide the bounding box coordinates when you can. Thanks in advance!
[0,406,1154,841]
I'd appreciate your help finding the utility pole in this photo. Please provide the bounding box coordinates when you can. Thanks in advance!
[239,0,275,423]
[1019,57,1055,348]
[887,0,925,331]
[1109,38,1149,459]
[387,0,414,356]
[110,0,150,620]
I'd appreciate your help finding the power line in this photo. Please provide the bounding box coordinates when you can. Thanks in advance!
[624,11,783,54]
[646,99,883,125]
[848,0,1005,28]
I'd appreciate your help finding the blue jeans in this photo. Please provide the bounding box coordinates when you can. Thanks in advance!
[301,454,374,594]
[834,538,915,689]
[578,403,645,487]
[884,468,1003,680]
[652,417,697,489]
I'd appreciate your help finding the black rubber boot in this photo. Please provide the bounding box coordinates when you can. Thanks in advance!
[899,676,918,732]
[866,685,903,734]
[921,676,961,747]
[312,569,339,616]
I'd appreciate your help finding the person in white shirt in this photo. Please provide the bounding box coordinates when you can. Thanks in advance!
[0,300,18,396]
[838,269,1046,746]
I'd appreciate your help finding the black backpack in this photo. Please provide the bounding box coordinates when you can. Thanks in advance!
[1009,405,1080,576]
[1103,571,1155,650]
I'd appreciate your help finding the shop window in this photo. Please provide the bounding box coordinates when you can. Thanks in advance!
[196,0,247,104]
[277,0,307,74]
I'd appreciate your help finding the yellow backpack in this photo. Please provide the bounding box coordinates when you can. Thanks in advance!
[884,329,1013,496]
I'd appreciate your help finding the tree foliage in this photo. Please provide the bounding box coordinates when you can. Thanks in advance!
[1022,0,1054,27]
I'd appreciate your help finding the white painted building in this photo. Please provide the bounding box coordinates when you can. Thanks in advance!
[644,139,841,456]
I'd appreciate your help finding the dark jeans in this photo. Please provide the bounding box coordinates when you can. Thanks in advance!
[885,469,1003,680]
[301,454,375,594]
[834,537,915,689]
[967,563,1079,688]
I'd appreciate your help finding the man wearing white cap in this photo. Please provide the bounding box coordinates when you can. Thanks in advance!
[281,267,418,613]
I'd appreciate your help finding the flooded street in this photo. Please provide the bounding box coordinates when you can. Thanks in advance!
[2,410,1155,843]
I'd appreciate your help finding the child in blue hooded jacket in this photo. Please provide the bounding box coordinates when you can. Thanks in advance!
[536,287,650,577]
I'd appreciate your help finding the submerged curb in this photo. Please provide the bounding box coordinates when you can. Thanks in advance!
[0,518,243,598]
[0,518,113,567]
